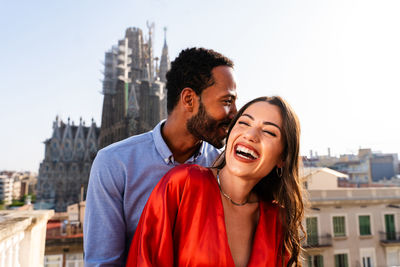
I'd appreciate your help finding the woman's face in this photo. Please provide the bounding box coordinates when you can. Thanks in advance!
[225,101,284,181]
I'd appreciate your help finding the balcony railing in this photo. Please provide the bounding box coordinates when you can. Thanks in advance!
[0,210,54,267]
[303,234,332,248]
[379,231,400,244]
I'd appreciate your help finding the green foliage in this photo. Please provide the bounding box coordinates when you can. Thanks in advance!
[10,200,24,207]
[20,194,36,203]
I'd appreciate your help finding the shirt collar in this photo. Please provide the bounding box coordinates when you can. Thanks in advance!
[152,120,204,165]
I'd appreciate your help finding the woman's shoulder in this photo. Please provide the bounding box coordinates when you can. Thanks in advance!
[164,163,211,177]
[162,164,214,188]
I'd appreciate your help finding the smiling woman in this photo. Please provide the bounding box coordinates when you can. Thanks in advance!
[214,96,305,266]
[126,96,305,267]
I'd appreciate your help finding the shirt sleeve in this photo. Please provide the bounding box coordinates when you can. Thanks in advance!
[83,149,127,266]
[126,165,190,267]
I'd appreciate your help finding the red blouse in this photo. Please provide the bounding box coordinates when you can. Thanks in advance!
[127,164,285,267]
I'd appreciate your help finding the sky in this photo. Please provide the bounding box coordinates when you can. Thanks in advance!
[1,0,399,172]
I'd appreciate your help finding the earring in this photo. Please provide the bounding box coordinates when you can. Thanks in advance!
[276,167,283,177]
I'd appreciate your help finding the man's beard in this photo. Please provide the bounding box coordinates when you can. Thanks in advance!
[187,101,231,149]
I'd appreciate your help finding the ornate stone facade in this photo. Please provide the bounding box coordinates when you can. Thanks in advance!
[36,117,99,211]
[36,25,169,211]
[99,25,170,148]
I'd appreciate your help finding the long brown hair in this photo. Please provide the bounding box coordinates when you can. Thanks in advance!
[214,96,305,266]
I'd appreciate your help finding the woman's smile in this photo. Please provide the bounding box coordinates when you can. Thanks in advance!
[234,143,260,162]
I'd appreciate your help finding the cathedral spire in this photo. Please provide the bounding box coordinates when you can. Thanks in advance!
[146,21,155,82]
[52,116,61,139]
[159,27,170,83]
[163,27,167,47]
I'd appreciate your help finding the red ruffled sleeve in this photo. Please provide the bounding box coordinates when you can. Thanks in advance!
[126,165,190,267]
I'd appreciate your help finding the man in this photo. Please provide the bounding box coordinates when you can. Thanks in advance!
[84,47,237,266]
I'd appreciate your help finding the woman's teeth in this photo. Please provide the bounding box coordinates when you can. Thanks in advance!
[235,145,259,160]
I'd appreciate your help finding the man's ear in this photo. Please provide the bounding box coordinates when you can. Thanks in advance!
[180,87,198,112]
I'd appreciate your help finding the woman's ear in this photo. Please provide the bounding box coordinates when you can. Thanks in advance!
[277,159,285,169]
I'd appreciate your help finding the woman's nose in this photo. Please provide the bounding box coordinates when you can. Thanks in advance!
[243,127,259,142]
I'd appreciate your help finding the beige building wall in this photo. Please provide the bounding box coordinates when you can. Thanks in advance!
[67,201,85,225]
[304,188,400,267]
[302,167,348,190]
[12,179,22,200]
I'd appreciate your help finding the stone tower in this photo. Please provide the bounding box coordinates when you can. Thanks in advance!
[99,25,170,148]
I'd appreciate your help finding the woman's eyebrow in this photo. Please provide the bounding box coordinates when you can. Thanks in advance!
[263,121,281,131]
[242,113,254,120]
[241,113,281,131]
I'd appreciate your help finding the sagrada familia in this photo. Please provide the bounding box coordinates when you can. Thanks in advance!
[36,24,170,211]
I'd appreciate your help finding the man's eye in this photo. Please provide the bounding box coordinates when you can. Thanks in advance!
[263,130,276,137]
[223,99,232,105]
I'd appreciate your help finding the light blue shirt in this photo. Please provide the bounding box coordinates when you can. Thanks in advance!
[83,120,220,266]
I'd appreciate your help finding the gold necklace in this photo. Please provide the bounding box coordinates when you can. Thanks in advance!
[217,170,249,206]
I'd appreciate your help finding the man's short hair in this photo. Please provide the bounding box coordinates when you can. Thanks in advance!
[166,47,234,114]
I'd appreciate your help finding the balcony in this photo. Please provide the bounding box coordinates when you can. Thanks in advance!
[303,234,333,249]
[0,209,54,267]
[380,231,400,245]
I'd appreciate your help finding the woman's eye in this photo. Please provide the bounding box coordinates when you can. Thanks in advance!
[238,121,250,126]
[263,130,276,137]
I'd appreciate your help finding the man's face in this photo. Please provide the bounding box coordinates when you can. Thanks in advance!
[187,66,237,148]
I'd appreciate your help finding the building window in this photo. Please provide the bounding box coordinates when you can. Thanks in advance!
[307,255,324,267]
[66,253,83,267]
[385,214,396,240]
[362,256,372,267]
[333,216,346,237]
[359,215,371,236]
[334,253,349,267]
[306,217,319,246]
[360,248,375,267]
[44,254,63,267]
[387,248,400,266]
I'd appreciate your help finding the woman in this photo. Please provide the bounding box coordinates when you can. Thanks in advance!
[127,96,305,266]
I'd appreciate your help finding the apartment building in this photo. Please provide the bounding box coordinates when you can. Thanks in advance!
[0,175,13,205]
[304,188,400,267]
[305,148,399,186]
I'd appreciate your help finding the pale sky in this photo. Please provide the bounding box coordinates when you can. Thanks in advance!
[1,0,399,172]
